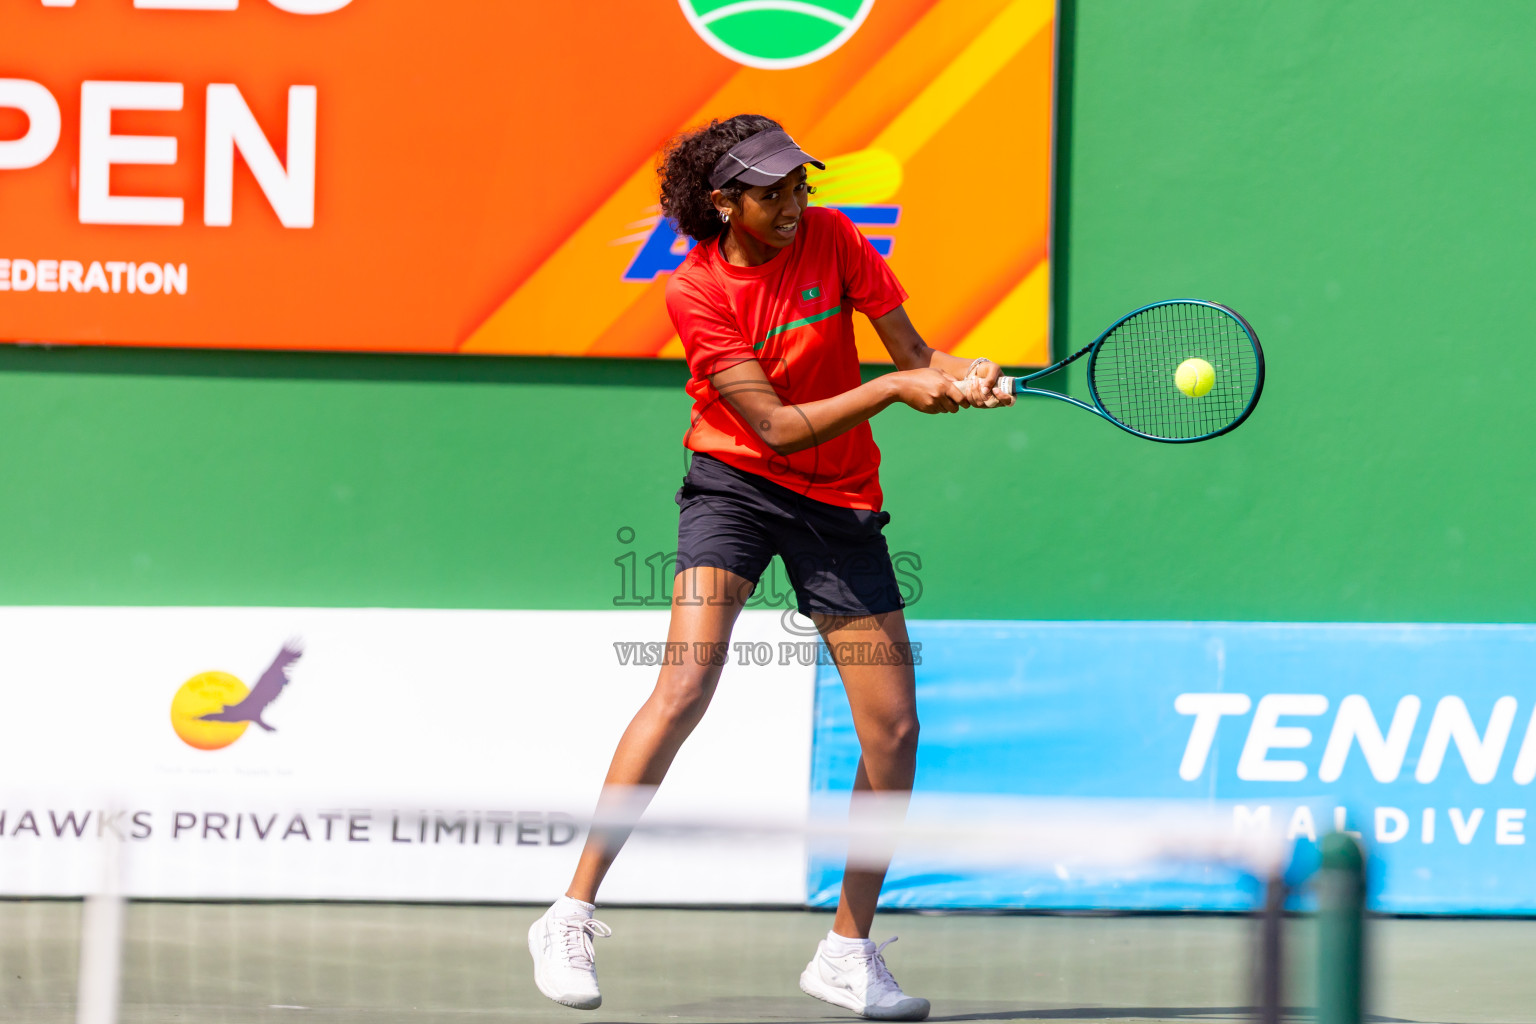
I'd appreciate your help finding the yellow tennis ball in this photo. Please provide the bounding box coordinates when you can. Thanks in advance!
[1175,358,1216,397]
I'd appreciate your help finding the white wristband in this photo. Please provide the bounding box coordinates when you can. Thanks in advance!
[965,357,993,378]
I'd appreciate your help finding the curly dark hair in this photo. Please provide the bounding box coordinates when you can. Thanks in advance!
[658,114,783,244]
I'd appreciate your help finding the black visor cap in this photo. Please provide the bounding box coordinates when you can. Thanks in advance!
[708,130,826,190]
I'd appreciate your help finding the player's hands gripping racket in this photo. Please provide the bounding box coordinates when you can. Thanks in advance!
[960,299,1265,443]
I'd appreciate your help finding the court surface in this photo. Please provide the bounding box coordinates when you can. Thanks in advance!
[3,901,1533,1023]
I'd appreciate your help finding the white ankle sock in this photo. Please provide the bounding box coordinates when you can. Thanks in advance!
[553,896,595,918]
[826,929,874,955]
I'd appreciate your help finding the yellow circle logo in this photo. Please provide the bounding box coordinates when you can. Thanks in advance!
[170,671,251,751]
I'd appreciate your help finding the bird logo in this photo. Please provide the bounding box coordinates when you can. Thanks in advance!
[169,640,304,751]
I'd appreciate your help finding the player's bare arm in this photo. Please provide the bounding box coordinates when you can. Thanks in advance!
[871,306,1014,409]
[710,357,970,456]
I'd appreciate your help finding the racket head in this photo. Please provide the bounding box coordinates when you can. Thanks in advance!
[1086,299,1264,443]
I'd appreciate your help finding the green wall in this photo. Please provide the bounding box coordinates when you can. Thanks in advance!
[2,0,1532,622]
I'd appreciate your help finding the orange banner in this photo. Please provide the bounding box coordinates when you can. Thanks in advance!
[0,0,1053,363]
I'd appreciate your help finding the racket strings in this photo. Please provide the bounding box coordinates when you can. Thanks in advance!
[1090,302,1259,441]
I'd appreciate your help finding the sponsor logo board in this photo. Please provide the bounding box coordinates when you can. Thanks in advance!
[810,621,1536,914]
[1,0,1053,364]
[0,608,814,904]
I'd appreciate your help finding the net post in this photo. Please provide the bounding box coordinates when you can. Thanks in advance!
[1316,832,1367,1024]
[75,818,125,1024]
[1255,869,1286,1024]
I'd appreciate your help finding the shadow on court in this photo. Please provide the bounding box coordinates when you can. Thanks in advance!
[0,902,1529,1023]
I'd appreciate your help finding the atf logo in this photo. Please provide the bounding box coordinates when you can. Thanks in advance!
[678,0,876,70]
[623,206,898,282]
[169,641,304,751]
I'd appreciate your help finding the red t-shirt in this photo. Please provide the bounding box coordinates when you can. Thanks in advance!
[665,206,908,511]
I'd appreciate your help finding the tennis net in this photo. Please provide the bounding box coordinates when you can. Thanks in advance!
[0,791,1370,1024]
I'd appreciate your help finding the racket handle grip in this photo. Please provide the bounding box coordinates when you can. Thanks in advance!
[958,374,1018,404]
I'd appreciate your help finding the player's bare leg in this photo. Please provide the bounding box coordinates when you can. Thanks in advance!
[530,567,752,1010]
[816,609,919,938]
[565,565,754,900]
[798,609,929,1021]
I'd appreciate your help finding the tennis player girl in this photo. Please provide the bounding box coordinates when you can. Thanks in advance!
[529,115,1011,1021]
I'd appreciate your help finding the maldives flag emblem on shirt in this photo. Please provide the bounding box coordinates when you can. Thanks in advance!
[800,284,822,303]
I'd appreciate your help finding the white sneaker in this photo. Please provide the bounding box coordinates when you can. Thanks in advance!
[799,935,930,1021]
[527,903,612,1010]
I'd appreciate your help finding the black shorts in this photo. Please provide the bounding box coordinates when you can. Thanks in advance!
[675,452,905,618]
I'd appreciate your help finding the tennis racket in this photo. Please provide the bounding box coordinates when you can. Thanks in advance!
[984,299,1265,443]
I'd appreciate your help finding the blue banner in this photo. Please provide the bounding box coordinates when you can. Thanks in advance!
[808,621,1536,914]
